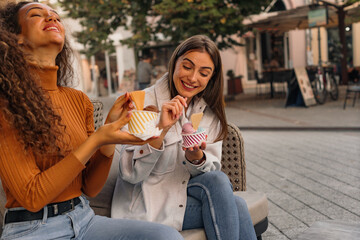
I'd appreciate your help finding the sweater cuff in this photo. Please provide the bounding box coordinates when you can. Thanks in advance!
[92,149,114,163]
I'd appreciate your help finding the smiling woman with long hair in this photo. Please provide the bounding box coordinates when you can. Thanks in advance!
[0,2,183,239]
[113,35,257,240]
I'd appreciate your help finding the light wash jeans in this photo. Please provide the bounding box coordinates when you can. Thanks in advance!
[182,171,257,240]
[1,196,183,240]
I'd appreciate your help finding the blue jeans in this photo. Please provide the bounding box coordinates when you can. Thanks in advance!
[1,196,183,240]
[182,171,257,240]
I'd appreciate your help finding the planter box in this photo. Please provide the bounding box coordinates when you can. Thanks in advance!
[228,77,243,95]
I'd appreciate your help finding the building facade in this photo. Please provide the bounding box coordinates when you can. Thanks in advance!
[241,0,360,93]
[33,0,360,96]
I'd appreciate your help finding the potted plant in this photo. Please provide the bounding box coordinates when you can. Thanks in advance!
[227,69,243,95]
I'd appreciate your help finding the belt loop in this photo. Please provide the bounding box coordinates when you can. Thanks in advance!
[3,209,8,226]
[53,204,58,215]
[42,205,48,224]
[79,196,85,208]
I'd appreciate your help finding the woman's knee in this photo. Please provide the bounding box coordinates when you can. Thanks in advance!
[205,171,231,186]
[188,171,233,197]
[234,195,250,212]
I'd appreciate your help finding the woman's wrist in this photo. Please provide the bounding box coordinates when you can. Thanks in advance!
[157,122,172,132]
[149,129,167,149]
[186,152,206,165]
[73,133,100,165]
[99,144,115,157]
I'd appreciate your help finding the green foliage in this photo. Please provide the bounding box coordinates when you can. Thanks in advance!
[58,0,269,56]
[346,0,360,4]
[58,0,130,57]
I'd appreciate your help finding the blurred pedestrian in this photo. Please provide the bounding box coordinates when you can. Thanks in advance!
[136,53,152,90]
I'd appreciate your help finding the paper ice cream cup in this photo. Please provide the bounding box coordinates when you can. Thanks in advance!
[128,110,159,135]
[182,129,207,148]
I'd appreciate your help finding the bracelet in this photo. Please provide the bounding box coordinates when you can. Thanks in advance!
[188,153,206,165]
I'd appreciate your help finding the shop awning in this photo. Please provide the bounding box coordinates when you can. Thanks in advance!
[243,1,360,84]
[243,2,360,33]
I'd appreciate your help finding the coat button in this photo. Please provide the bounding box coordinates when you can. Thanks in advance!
[179,204,183,208]
[182,161,186,165]
[140,150,144,154]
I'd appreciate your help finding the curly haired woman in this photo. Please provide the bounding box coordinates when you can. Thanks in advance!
[0,2,183,239]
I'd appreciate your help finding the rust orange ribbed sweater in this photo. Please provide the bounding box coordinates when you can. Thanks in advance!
[0,65,113,212]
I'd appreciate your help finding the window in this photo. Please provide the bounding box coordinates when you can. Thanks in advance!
[246,36,257,80]
[327,26,353,66]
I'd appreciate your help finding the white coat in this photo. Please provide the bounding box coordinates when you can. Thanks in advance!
[111,74,222,230]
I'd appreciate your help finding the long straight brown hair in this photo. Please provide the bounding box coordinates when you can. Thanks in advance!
[167,35,227,141]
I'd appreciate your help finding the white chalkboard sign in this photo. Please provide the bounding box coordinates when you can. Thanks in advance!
[294,67,316,107]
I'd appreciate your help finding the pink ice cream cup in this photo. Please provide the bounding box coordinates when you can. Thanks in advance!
[182,128,207,148]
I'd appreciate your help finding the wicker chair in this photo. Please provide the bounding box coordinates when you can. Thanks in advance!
[92,99,104,130]
[220,123,269,240]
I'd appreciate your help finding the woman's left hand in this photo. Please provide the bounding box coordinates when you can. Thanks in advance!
[105,92,133,124]
[96,92,151,157]
[183,141,207,161]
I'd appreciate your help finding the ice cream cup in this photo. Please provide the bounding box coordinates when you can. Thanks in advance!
[128,110,159,135]
[182,129,207,148]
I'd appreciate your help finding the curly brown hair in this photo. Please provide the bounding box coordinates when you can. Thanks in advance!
[0,1,74,86]
[0,1,74,158]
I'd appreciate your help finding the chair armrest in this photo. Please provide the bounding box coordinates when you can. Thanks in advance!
[221,122,246,191]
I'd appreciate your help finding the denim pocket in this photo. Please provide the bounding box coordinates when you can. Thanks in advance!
[1,220,41,240]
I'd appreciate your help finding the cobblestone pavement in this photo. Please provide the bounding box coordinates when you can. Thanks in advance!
[225,87,360,239]
[242,131,360,240]
[94,85,360,239]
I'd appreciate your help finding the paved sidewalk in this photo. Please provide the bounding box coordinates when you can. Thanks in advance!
[224,86,360,239]
[225,86,360,130]
[243,130,360,239]
[94,85,360,239]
